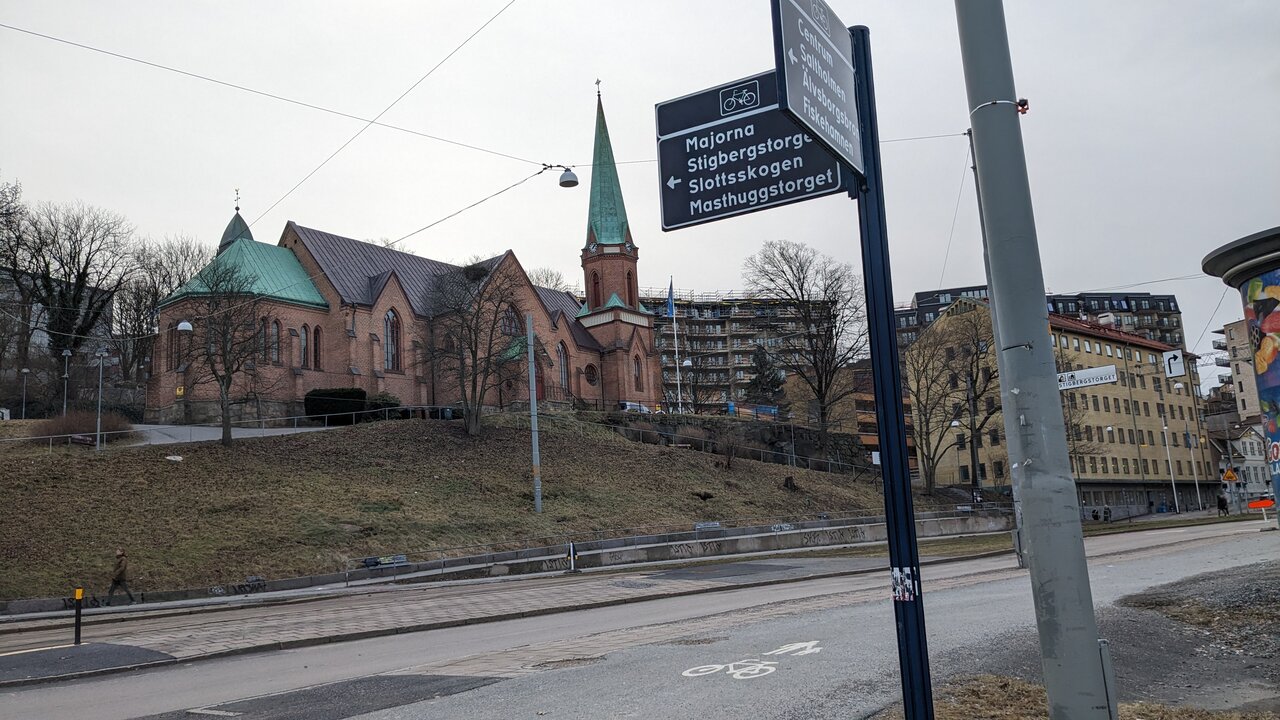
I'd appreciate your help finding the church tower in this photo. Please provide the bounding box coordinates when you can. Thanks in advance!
[577,93,660,407]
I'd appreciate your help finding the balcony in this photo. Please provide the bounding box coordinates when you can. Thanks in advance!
[1212,339,1227,351]
[1215,357,1231,367]
[1219,373,1232,384]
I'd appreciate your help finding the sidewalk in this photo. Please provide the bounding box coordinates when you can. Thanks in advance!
[0,554,934,687]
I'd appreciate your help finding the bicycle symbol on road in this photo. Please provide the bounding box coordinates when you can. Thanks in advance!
[681,640,822,679]
[683,659,778,679]
[719,80,760,116]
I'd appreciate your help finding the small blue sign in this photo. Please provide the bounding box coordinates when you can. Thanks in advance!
[655,71,848,232]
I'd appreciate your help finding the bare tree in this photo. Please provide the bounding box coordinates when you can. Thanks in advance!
[904,301,1000,494]
[742,240,868,441]
[113,235,213,382]
[180,262,266,447]
[427,256,528,436]
[1053,346,1106,474]
[681,353,721,414]
[527,267,573,292]
[1,201,137,366]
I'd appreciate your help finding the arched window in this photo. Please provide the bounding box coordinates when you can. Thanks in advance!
[501,308,521,336]
[312,327,322,371]
[626,271,634,306]
[557,342,569,390]
[271,320,281,364]
[584,364,599,386]
[591,272,601,308]
[384,309,401,371]
[261,318,269,361]
[166,323,177,371]
[634,355,643,391]
[299,325,309,368]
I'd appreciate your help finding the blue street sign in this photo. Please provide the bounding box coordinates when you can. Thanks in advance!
[771,0,863,175]
[655,71,848,232]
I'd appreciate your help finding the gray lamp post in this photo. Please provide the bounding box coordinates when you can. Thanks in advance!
[1173,382,1202,510]
[61,349,72,416]
[94,348,109,451]
[20,367,29,420]
[1161,422,1179,513]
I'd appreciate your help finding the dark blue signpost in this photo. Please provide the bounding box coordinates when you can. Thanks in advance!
[657,8,934,714]
[656,72,848,231]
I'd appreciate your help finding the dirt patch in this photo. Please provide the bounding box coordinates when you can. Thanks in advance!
[875,675,1278,719]
[531,657,602,670]
[664,636,728,646]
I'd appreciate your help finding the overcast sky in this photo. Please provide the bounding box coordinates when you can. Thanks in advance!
[2,1,1277,373]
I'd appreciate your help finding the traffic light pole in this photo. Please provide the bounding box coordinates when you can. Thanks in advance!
[954,2,1116,717]
[850,26,934,719]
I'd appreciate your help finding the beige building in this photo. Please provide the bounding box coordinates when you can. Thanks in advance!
[1213,318,1260,421]
[915,299,1211,515]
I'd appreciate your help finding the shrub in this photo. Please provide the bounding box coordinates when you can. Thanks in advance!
[32,410,135,445]
[305,388,367,425]
[365,392,401,421]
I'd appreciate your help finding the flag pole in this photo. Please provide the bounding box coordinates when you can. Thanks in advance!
[671,277,683,414]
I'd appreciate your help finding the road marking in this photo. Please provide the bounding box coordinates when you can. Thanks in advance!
[0,643,76,657]
[763,641,822,656]
[187,709,243,717]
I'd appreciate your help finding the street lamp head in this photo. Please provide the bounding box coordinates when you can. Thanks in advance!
[20,367,29,375]
[1105,426,1113,431]
[1174,382,1185,390]
[95,348,109,358]
[177,320,194,333]
[557,167,579,188]
[950,420,961,428]
[61,348,72,358]
[682,359,692,368]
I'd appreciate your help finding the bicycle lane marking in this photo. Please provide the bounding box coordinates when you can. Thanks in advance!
[681,640,823,679]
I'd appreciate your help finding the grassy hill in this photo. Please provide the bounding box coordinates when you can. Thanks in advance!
[0,416,902,600]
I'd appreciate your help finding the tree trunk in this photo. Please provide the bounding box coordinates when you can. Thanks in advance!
[220,382,233,447]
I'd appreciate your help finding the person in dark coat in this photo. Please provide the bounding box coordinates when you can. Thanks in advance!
[1217,493,1230,517]
[107,548,134,605]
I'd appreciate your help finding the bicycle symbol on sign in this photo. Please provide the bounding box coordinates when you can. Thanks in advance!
[719,80,760,116]
[682,659,778,679]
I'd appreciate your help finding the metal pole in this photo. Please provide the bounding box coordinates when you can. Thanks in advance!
[526,314,542,514]
[850,26,933,718]
[21,370,28,420]
[1185,419,1201,511]
[954,3,1114,717]
[96,354,104,451]
[1162,424,1179,513]
[62,352,70,416]
[73,588,83,645]
[968,375,980,498]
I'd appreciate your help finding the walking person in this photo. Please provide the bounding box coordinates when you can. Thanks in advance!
[107,548,134,605]
[1217,493,1230,517]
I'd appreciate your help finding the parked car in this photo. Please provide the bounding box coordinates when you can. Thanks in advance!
[618,401,652,414]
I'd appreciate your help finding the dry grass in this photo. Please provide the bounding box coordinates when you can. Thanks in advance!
[876,675,1278,719]
[0,415,889,600]
[30,410,135,444]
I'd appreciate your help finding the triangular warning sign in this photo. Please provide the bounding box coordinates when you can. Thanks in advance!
[1223,468,1239,482]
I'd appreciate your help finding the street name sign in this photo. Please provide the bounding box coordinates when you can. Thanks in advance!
[656,71,848,231]
[1057,364,1118,390]
[771,0,863,174]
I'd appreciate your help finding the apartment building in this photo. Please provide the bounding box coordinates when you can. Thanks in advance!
[1212,318,1260,421]
[642,289,806,413]
[896,286,1185,348]
[915,298,1209,514]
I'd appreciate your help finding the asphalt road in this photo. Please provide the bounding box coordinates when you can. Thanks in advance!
[4,522,1273,719]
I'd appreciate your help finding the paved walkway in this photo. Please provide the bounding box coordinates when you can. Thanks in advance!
[130,424,332,445]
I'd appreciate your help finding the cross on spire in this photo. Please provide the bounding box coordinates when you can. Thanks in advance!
[595,78,601,97]
[234,187,240,212]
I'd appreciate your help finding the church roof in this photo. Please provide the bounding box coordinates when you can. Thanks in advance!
[585,96,631,248]
[603,292,627,309]
[218,211,254,254]
[163,237,327,310]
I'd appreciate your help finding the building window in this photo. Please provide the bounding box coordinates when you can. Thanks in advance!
[557,343,569,390]
[626,271,635,306]
[271,320,281,364]
[1073,338,1080,351]
[1128,429,1135,444]
[990,429,1000,446]
[261,318,269,361]
[591,272,601,308]
[501,308,520,336]
[1111,457,1119,474]
[584,364,599,386]
[1123,458,1130,474]
[384,309,401,371]
[313,327,323,371]
[634,356,643,390]
[994,460,1004,478]
[300,325,309,368]
[956,433,966,450]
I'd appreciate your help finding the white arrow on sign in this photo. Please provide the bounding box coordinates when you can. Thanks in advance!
[667,176,682,189]
[788,48,798,64]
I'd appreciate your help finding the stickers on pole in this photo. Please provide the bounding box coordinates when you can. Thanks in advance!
[891,566,919,602]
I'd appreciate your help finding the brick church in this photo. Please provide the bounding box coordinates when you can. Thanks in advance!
[145,97,661,423]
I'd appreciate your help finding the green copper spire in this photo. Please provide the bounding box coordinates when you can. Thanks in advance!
[585,95,631,248]
[218,210,254,255]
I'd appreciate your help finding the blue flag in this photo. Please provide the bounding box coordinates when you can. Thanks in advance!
[667,277,675,318]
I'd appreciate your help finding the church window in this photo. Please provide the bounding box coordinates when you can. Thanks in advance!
[166,323,178,371]
[626,271,635,306]
[299,325,309,368]
[312,327,323,370]
[260,318,269,361]
[384,310,401,371]
[591,272,601,308]
[584,364,599,386]
[557,342,569,390]
[271,321,281,364]
[501,308,521,336]
[634,355,643,391]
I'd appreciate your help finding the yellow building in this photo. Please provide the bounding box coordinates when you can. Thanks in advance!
[910,299,1210,515]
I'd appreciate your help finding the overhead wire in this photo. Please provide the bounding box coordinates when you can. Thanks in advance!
[935,141,973,288]
[0,20,542,168]
[249,0,519,226]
